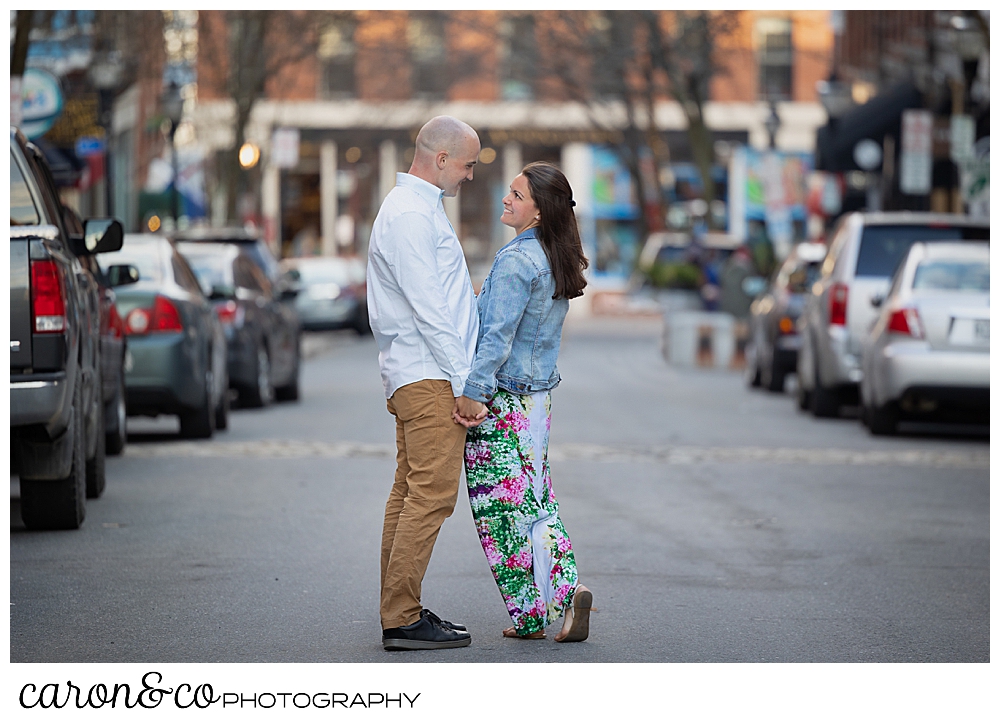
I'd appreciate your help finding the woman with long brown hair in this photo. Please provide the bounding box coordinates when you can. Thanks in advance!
[454,161,593,642]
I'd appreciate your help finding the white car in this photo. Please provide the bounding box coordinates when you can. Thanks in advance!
[860,242,989,435]
[797,212,989,417]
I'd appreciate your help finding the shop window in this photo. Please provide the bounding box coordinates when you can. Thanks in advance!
[756,17,793,101]
[499,15,537,101]
[319,15,357,99]
[409,12,449,99]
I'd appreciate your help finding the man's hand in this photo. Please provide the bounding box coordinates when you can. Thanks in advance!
[453,396,488,428]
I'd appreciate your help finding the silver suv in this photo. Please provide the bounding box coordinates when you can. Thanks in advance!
[796,212,989,417]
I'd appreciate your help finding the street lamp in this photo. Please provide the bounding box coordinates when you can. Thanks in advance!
[161,82,184,227]
[764,101,781,150]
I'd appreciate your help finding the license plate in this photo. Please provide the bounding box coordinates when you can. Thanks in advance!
[974,319,989,342]
[949,318,989,346]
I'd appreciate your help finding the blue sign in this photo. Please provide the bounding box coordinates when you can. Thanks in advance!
[75,136,106,158]
[20,68,64,139]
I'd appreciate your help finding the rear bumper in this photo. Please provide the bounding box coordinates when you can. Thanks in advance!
[9,372,71,430]
[124,333,203,414]
[872,344,990,407]
[819,325,862,386]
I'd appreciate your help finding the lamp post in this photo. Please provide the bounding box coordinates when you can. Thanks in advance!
[161,82,184,228]
[88,51,124,218]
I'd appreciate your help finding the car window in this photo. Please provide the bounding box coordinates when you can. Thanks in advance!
[912,260,989,292]
[171,251,205,296]
[294,262,353,286]
[855,225,990,278]
[182,250,234,293]
[99,244,164,283]
[10,150,41,225]
[234,256,264,292]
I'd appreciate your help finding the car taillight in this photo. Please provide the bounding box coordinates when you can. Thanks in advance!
[30,259,67,333]
[778,316,795,335]
[215,300,243,327]
[887,307,924,339]
[829,282,848,326]
[125,295,183,335]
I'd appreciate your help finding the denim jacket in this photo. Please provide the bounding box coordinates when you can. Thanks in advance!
[463,228,568,402]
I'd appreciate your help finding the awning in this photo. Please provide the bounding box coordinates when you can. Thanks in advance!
[32,137,85,187]
[815,82,924,173]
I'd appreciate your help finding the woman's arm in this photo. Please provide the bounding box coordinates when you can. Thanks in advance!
[461,248,537,403]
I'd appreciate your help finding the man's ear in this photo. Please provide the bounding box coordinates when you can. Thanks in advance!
[436,151,448,169]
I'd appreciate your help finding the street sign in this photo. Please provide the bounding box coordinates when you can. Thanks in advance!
[75,136,106,158]
[272,127,300,169]
[853,139,882,171]
[950,115,975,163]
[899,109,932,195]
[19,68,64,139]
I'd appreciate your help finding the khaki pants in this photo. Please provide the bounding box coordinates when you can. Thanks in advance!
[380,379,467,630]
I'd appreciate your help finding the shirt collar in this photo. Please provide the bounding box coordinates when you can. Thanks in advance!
[396,173,445,208]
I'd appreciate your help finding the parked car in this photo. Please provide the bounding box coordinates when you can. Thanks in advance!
[10,126,124,529]
[177,241,302,405]
[796,212,989,417]
[745,241,827,392]
[860,242,989,435]
[279,255,369,334]
[98,234,229,437]
[62,204,130,459]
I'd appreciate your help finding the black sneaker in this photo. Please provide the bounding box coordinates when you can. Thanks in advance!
[382,615,472,650]
[421,608,467,632]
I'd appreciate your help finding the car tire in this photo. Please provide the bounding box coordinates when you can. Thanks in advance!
[241,344,273,408]
[868,402,899,436]
[810,368,841,418]
[179,369,216,439]
[105,363,127,456]
[766,356,785,393]
[796,383,812,411]
[215,386,230,431]
[20,373,87,530]
[275,343,301,402]
[85,410,106,499]
[744,344,761,388]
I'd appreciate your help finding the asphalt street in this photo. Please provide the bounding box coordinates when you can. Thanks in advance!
[10,316,990,664]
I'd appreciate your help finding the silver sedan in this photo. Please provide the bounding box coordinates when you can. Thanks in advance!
[860,242,989,435]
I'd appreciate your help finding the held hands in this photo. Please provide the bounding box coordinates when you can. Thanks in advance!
[453,395,488,428]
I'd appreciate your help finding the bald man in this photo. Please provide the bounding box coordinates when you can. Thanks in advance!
[366,116,482,650]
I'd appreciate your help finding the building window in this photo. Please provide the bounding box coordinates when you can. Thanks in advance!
[409,12,449,99]
[319,15,357,98]
[756,17,793,101]
[499,15,537,101]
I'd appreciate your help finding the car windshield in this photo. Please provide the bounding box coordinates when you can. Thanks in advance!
[912,260,990,292]
[855,225,989,277]
[176,245,235,291]
[98,242,164,283]
[290,261,355,286]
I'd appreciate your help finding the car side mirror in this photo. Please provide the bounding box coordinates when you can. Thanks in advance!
[870,293,884,308]
[82,218,124,255]
[106,264,140,287]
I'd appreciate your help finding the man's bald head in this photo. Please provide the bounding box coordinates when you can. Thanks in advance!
[409,116,481,197]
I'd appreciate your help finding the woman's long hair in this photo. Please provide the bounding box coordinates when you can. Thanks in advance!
[521,161,589,300]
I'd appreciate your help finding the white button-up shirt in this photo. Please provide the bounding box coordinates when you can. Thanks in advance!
[367,173,479,399]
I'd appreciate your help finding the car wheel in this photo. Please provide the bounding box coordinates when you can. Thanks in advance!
[242,344,273,408]
[810,368,841,418]
[275,344,301,402]
[215,386,230,431]
[766,355,785,393]
[105,363,127,456]
[179,369,215,439]
[20,372,87,530]
[85,409,106,499]
[744,343,761,388]
[868,402,899,436]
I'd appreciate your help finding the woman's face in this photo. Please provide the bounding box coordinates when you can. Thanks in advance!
[501,174,539,235]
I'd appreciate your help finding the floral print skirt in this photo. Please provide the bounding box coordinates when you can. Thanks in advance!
[464,388,578,636]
